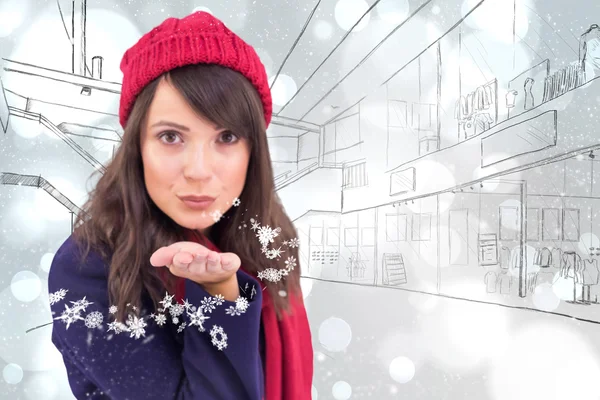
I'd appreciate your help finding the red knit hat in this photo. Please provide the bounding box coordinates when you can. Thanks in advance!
[118,11,272,128]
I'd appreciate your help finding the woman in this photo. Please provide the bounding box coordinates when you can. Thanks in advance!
[47,11,313,400]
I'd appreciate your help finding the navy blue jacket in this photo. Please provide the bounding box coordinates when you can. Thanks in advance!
[48,235,265,399]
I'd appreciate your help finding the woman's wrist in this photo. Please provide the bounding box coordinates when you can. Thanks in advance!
[201,274,240,301]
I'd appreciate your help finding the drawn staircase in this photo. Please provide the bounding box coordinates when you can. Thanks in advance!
[8,106,107,173]
[0,172,83,216]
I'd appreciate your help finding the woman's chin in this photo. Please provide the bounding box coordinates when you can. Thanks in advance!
[171,213,215,232]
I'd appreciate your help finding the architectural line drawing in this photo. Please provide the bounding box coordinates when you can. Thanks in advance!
[0,77,9,133]
[273,0,389,115]
[299,275,600,326]
[296,0,436,121]
[7,106,106,172]
[268,0,322,92]
[0,172,83,231]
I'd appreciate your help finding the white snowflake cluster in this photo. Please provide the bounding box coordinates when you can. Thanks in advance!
[197,197,241,223]
[49,288,68,305]
[246,218,300,283]
[50,288,251,352]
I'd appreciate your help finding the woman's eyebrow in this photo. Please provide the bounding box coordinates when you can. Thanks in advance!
[150,120,190,131]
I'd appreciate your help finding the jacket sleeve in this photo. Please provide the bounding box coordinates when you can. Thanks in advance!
[48,239,264,400]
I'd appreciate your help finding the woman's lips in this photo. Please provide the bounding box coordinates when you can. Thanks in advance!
[178,196,215,210]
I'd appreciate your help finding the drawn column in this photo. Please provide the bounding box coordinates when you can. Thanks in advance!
[518,180,527,297]
[318,125,325,167]
[72,0,88,76]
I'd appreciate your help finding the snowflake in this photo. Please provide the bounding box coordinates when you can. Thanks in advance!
[188,308,210,332]
[84,311,104,328]
[126,315,147,339]
[232,197,241,207]
[250,220,260,231]
[225,306,242,316]
[49,289,68,305]
[108,305,118,314]
[235,296,249,313]
[153,314,167,326]
[169,303,185,318]
[177,322,187,333]
[256,225,278,247]
[258,268,283,283]
[182,299,194,311]
[172,316,180,325]
[159,293,174,310]
[107,321,129,334]
[213,294,225,306]
[285,256,297,270]
[210,210,223,222]
[54,304,85,329]
[210,325,228,351]
[266,247,284,260]
[287,238,300,248]
[71,297,93,312]
[200,297,217,314]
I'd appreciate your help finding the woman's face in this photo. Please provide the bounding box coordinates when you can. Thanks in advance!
[140,79,251,234]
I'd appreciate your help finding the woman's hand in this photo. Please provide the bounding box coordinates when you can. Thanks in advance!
[150,241,241,286]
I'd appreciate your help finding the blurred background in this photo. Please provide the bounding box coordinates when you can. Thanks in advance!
[1,0,600,398]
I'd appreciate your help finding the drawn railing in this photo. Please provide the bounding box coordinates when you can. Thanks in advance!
[0,172,83,216]
[8,106,106,173]
[275,162,318,190]
[275,161,345,190]
[274,170,292,185]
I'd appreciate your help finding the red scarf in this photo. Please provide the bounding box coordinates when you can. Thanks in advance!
[171,231,313,399]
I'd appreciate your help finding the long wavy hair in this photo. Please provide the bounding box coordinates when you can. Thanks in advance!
[72,64,301,322]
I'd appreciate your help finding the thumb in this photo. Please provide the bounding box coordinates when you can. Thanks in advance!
[150,246,179,267]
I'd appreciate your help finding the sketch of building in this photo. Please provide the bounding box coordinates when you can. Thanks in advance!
[2,0,600,398]
[269,0,600,328]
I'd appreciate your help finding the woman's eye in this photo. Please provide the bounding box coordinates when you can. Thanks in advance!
[159,131,180,144]
[220,131,239,144]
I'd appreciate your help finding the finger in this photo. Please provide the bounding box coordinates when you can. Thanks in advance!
[206,251,221,273]
[219,253,240,271]
[150,246,175,267]
[150,242,207,267]
[190,251,208,275]
[173,251,194,267]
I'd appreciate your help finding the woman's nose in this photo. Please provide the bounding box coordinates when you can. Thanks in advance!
[183,146,213,181]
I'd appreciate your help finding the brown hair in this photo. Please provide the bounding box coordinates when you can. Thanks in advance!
[72,64,300,322]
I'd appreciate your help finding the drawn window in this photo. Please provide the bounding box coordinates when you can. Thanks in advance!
[526,208,540,241]
[327,228,340,246]
[335,114,360,150]
[449,209,468,265]
[344,228,358,246]
[499,206,519,241]
[562,208,580,242]
[411,213,431,241]
[386,214,407,242]
[389,167,415,196]
[343,162,367,189]
[542,208,560,241]
[310,226,323,245]
[361,228,375,246]
[388,100,408,128]
[412,102,436,130]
